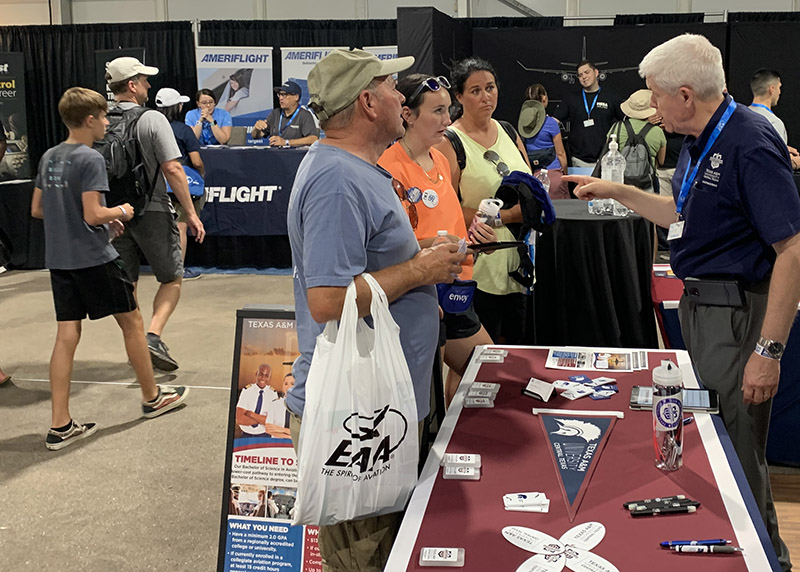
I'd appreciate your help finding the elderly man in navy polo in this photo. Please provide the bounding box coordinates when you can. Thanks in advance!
[566,34,798,571]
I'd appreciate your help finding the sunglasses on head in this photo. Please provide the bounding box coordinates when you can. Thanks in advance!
[483,150,510,177]
[391,178,421,230]
[407,76,451,106]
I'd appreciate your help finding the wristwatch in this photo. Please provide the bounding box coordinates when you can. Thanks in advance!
[755,336,786,360]
[212,120,217,126]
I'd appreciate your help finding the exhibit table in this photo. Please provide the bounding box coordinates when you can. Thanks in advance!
[535,200,658,348]
[187,146,308,268]
[387,346,779,572]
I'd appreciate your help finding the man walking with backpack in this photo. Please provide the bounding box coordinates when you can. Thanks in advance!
[605,89,666,191]
[104,57,205,371]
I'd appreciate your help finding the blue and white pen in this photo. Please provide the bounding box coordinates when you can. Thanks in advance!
[660,539,731,548]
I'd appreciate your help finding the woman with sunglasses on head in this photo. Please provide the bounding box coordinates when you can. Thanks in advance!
[379,73,496,405]
[434,57,532,345]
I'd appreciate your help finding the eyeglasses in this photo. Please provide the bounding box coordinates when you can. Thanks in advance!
[198,99,215,106]
[483,150,510,177]
[407,76,451,106]
[277,92,293,98]
[391,178,421,230]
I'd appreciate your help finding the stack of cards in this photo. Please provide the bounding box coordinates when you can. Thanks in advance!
[552,375,620,401]
[465,381,500,408]
[477,348,508,364]
[503,492,550,513]
[441,453,482,480]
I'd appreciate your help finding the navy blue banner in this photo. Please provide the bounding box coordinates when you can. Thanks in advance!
[200,147,307,236]
[540,414,616,521]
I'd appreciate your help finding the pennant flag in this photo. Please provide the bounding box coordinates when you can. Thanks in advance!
[539,414,617,521]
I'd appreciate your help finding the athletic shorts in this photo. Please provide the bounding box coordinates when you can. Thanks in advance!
[443,304,482,341]
[50,258,137,321]
[112,211,182,283]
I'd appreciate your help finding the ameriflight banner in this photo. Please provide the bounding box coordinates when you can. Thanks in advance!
[196,47,273,127]
[218,307,321,572]
[199,147,307,236]
[539,414,617,522]
[280,45,398,109]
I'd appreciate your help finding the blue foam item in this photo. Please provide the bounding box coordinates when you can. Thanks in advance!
[569,375,591,383]
[596,384,619,393]
[590,392,613,400]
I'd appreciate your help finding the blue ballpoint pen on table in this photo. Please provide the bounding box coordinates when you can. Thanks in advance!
[660,539,732,547]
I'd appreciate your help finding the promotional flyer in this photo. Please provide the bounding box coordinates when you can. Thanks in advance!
[218,306,321,572]
[0,52,29,182]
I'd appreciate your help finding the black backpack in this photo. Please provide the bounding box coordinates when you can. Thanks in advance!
[93,105,159,220]
[592,119,657,190]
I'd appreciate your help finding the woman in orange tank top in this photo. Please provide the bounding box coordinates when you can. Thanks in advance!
[379,73,495,405]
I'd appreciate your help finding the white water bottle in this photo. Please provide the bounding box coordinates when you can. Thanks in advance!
[534,169,550,193]
[600,134,628,216]
[474,198,503,227]
[432,229,449,246]
[652,360,683,471]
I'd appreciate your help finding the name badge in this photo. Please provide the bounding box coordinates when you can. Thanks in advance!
[583,119,595,127]
[668,220,685,241]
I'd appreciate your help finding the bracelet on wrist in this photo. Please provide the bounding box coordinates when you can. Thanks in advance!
[118,205,127,218]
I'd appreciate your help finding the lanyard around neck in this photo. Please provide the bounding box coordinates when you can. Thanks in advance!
[750,103,773,115]
[279,107,300,136]
[583,89,600,118]
[676,97,737,217]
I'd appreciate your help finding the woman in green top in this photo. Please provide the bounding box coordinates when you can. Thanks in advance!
[436,57,532,344]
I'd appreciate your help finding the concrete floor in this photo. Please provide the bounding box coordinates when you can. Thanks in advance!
[0,269,294,572]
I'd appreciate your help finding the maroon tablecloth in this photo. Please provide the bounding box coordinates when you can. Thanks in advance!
[389,347,773,571]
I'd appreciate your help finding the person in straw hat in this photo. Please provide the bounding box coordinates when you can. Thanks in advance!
[519,83,569,199]
[607,88,666,190]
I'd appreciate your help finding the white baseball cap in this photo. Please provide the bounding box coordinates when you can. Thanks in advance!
[155,87,190,108]
[106,56,159,83]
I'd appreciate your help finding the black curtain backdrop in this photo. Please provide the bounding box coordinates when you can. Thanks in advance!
[728,21,800,148]
[0,22,196,176]
[471,23,727,131]
[614,13,704,25]
[398,7,473,77]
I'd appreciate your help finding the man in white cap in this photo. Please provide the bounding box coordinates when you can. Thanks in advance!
[285,49,466,571]
[105,57,206,371]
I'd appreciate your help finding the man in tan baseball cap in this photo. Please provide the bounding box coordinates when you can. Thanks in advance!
[105,56,159,84]
[308,48,414,123]
[286,48,466,572]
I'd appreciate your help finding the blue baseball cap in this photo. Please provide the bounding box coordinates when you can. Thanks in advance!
[274,80,302,95]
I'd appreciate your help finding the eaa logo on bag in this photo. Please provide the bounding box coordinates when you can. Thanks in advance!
[324,404,408,479]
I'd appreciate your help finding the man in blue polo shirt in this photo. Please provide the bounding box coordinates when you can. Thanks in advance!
[566,34,797,571]
[286,49,465,572]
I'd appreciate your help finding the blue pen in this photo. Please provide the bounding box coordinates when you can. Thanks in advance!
[660,539,731,548]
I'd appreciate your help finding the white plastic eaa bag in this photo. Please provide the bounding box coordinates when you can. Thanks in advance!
[292,273,419,526]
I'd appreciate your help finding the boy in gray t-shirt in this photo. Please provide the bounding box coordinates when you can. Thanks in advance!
[31,87,189,451]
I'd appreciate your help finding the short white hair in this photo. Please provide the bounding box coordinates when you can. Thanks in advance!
[639,34,725,101]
